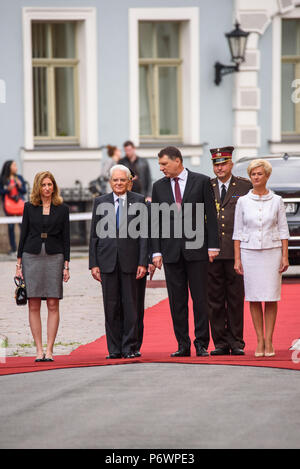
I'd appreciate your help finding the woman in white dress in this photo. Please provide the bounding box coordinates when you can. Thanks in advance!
[233,159,289,357]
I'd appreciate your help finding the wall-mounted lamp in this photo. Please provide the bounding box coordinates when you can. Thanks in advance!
[214,21,249,85]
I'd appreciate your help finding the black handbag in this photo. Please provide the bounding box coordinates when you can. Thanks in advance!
[14,276,27,306]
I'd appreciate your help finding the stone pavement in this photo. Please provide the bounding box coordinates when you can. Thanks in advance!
[0,249,167,357]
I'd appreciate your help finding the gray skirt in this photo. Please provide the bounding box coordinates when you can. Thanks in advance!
[22,244,64,300]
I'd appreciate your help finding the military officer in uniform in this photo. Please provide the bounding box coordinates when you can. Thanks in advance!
[208,146,252,355]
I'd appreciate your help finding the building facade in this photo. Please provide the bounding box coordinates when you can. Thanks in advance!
[0,0,299,248]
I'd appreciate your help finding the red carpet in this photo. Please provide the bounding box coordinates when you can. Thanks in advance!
[1,284,300,376]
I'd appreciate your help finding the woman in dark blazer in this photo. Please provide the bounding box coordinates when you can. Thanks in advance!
[16,171,70,362]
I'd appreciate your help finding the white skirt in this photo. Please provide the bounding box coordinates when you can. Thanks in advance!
[241,248,282,302]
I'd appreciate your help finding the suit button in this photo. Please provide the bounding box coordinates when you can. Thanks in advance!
[221,216,225,219]
[222,232,225,236]
[222,224,225,227]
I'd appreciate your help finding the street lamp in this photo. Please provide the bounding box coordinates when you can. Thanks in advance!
[214,21,249,85]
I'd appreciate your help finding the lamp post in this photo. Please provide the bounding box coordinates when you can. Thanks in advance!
[214,21,249,85]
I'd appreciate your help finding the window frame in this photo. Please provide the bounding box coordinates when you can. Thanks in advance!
[32,21,80,144]
[139,21,183,142]
[281,18,300,136]
[129,7,200,147]
[22,7,98,150]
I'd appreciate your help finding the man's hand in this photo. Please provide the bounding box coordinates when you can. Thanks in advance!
[148,263,156,281]
[136,265,147,279]
[91,267,101,282]
[208,250,219,263]
[152,255,162,269]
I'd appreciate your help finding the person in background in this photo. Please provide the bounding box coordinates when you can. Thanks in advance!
[89,145,122,196]
[16,171,70,362]
[102,145,122,193]
[208,146,252,356]
[0,160,26,255]
[233,159,289,357]
[120,140,152,201]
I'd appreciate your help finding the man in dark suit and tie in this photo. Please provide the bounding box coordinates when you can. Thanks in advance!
[151,146,219,357]
[89,165,148,359]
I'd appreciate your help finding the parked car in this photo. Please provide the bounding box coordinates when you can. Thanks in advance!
[234,153,300,265]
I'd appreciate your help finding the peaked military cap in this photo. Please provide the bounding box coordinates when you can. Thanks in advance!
[210,146,234,164]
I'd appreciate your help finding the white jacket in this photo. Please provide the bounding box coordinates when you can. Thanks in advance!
[232,190,289,249]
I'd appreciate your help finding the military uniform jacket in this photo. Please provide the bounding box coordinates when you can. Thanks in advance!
[211,174,252,259]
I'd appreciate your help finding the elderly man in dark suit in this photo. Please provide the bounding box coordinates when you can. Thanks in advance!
[89,165,148,359]
[151,146,219,357]
[208,146,252,356]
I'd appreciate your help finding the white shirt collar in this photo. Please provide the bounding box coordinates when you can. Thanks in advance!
[217,176,232,191]
[172,168,188,182]
[113,192,127,202]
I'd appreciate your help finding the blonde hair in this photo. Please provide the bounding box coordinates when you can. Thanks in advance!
[247,159,272,177]
[30,171,63,206]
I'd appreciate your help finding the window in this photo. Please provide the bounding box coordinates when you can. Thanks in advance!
[139,21,182,141]
[32,22,79,144]
[281,19,300,136]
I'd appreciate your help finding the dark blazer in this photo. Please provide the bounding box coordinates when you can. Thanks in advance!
[151,169,219,263]
[17,202,70,261]
[89,191,148,273]
[211,175,252,259]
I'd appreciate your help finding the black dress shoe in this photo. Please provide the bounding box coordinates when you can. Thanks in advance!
[195,346,209,357]
[210,347,231,356]
[170,349,191,357]
[231,348,245,356]
[123,352,136,359]
[106,353,122,359]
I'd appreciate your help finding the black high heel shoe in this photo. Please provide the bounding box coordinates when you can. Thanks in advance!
[35,354,45,363]
[44,355,54,362]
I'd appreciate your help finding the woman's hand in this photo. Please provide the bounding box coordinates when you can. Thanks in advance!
[279,256,289,273]
[15,264,23,280]
[234,259,244,276]
[63,268,70,282]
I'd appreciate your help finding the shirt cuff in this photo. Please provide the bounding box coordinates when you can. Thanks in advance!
[152,252,162,259]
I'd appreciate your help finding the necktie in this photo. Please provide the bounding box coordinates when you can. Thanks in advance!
[116,198,120,229]
[173,177,182,209]
[220,184,226,203]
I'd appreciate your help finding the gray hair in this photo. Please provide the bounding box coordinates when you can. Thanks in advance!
[109,164,131,179]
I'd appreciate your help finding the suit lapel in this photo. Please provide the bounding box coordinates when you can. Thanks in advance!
[163,178,176,205]
[181,169,194,205]
[222,175,238,207]
[211,178,220,204]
